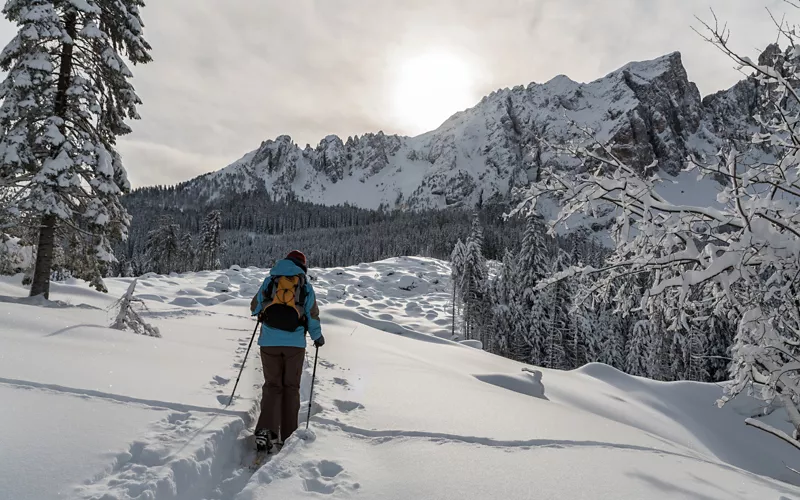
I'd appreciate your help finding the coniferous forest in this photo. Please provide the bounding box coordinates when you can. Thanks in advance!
[116,183,526,274]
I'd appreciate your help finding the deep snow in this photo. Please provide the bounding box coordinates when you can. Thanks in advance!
[1,258,800,499]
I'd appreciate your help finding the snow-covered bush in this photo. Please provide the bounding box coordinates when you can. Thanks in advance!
[0,233,33,275]
[111,280,160,338]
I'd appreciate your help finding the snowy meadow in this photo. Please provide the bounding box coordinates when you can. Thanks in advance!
[1,258,800,499]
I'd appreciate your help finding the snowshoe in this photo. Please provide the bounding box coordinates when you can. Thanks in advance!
[255,429,272,453]
[255,429,281,454]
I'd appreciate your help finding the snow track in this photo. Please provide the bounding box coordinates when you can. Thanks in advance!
[0,377,249,418]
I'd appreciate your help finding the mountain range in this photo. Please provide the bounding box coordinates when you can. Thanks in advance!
[172,49,770,211]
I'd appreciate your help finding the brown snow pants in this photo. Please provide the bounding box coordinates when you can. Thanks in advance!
[256,346,305,441]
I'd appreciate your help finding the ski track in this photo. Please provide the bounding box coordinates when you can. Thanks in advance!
[0,377,249,419]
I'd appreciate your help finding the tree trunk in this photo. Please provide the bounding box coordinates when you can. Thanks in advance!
[451,285,456,337]
[29,214,57,298]
[29,12,76,299]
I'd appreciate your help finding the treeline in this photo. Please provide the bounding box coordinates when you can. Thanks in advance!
[118,184,525,273]
[451,214,734,384]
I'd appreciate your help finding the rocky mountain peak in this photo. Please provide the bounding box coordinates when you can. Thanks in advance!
[194,52,762,210]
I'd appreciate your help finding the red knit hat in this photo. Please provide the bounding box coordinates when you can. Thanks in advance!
[286,250,307,267]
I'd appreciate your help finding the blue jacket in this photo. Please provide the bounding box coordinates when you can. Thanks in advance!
[250,259,323,348]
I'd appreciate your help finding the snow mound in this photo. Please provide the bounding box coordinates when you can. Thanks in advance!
[474,371,546,399]
[170,296,199,307]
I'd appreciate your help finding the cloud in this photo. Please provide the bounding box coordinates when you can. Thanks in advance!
[116,139,235,188]
[0,1,793,187]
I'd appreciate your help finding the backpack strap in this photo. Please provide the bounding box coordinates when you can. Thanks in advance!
[262,276,277,303]
[295,274,307,315]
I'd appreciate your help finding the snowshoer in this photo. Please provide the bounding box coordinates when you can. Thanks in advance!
[250,250,325,453]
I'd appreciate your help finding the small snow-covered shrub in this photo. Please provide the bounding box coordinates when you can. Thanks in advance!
[110,280,161,338]
[0,234,33,275]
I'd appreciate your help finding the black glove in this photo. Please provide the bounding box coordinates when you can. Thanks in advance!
[314,334,325,348]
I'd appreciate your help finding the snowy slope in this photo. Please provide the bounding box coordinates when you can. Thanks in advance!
[174,51,761,211]
[1,259,799,499]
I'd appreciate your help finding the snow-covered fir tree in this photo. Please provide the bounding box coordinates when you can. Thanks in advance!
[512,212,552,365]
[543,251,570,370]
[459,215,489,342]
[0,0,151,298]
[199,210,222,270]
[145,216,180,275]
[486,249,518,357]
[179,231,194,273]
[626,320,651,377]
[449,238,467,337]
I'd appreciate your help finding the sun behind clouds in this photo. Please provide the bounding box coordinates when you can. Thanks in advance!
[391,50,479,135]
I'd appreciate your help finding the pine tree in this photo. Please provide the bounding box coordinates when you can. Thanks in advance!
[145,216,179,275]
[512,213,551,365]
[596,306,625,369]
[199,209,222,270]
[626,320,650,377]
[707,314,734,382]
[460,215,488,342]
[179,232,194,273]
[544,252,570,369]
[0,0,152,298]
[449,238,467,337]
[488,250,518,356]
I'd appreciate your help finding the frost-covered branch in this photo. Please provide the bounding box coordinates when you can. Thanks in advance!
[515,11,800,438]
[110,279,160,338]
[746,418,800,452]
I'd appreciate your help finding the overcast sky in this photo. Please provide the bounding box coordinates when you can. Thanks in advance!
[0,0,793,187]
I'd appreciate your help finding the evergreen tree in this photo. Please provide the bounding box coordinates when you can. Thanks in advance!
[145,216,179,275]
[513,212,551,365]
[179,232,194,273]
[199,209,222,270]
[707,314,734,382]
[449,238,467,337]
[597,306,625,369]
[0,0,151,298]
[460,215,488,342]
[626,320,650,377]
[487,249,518,356]
[544,252,570,369]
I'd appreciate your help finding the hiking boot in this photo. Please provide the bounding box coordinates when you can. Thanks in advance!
[255,429,272,452]
[268,430,282,453]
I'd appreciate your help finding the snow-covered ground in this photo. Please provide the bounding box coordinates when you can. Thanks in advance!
[2,257,799,499]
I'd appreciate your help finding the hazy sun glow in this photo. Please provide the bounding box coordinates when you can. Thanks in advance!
[392,51,477,134]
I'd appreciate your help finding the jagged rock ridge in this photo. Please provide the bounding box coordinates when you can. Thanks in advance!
[187,52,759,210]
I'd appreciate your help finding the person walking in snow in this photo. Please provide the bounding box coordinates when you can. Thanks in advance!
[250,250,325,452]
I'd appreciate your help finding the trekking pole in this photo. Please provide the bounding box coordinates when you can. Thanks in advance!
[306,345,320,430]
[227,321,259,407]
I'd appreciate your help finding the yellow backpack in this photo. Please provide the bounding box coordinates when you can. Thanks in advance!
[259,274,308,332]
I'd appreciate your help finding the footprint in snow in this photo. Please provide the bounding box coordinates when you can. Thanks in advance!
[333,400,364,413]
[333,377,349,387]
[210,375,230,386]
[319,460,344,478]
[300,460,359,495]
[167,411,192,425]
